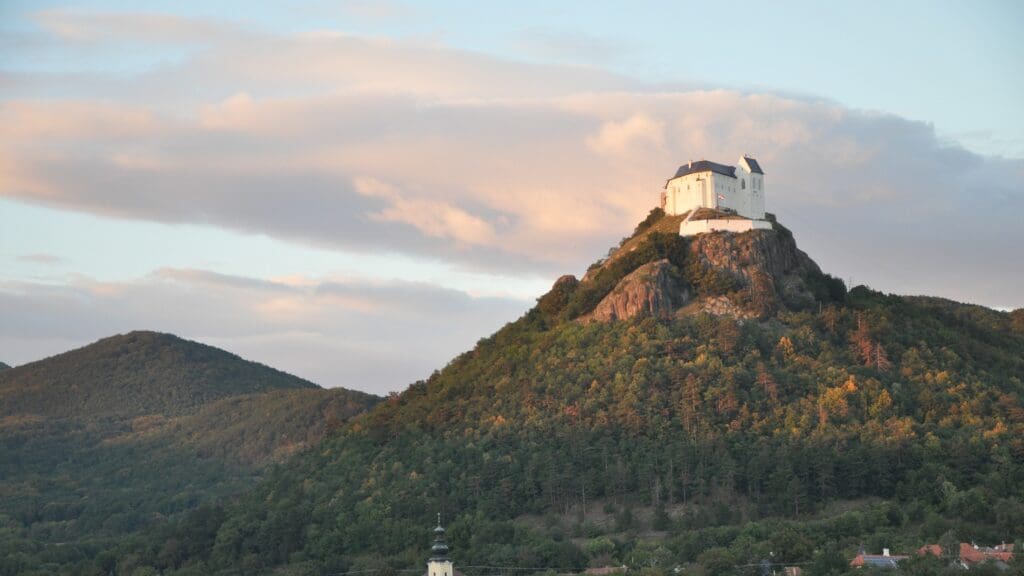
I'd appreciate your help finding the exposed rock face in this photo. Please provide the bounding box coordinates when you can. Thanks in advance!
[688,228,822,314]
[588,259,689,322]
[581,223,831,323]
[697,295,756,318]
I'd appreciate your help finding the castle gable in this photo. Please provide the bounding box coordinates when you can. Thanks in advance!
[739,156,764,174]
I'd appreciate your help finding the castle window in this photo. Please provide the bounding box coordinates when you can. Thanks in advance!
[741,179,746,189]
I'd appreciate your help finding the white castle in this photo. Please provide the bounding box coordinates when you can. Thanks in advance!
[661,156,772,236]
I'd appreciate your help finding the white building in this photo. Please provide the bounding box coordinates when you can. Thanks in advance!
[661,156,772,235]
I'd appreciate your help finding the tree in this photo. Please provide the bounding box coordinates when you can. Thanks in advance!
[807,543,846,576]
[697,547,735,576]
[756,364,779,404]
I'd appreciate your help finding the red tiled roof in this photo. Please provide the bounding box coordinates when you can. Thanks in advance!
[959,542,1014,564]
[917,545,942,557]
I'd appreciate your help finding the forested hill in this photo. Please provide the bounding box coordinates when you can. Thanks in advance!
[0,333,380,576]
[0,361,10,371]
[0,331,318,420]
[111,210,1024,576]
[25,212,1024,573]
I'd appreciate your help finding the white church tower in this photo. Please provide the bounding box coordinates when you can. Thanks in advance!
[660,155,772,235]
[426,516,454,576]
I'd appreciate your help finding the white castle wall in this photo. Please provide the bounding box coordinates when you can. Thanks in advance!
[680,218,772,236]
[665,172,743,215]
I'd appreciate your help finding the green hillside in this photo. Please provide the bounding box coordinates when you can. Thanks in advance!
[0,361,10,371]
[0,331,319,420]
[0,333,379,576]
[99,213,1024,576]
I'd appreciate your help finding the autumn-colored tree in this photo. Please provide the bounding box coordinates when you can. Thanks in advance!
[756,363,779,404]
[851,313,892,371]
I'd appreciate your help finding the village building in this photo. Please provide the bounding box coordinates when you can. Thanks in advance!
[661,156,772,236]
[917,541,1015,570]
[850,547,908,569]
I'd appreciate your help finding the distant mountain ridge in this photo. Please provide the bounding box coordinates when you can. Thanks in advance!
[0,331,379,572]
[0,331,318,420]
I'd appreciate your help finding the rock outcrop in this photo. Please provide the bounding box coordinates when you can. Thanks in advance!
[577,219,836,323]
[687,227,823,313]
[588,259,689,322]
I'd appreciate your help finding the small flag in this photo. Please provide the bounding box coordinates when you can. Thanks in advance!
[717,194,726,201]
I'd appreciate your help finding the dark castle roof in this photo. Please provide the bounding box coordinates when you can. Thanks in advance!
[743,156,764,174]
[671,160,736,179]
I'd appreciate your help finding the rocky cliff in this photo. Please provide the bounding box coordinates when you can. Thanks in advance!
[548,214,841,323]
[586,259,689,322]
[685,226,825,316]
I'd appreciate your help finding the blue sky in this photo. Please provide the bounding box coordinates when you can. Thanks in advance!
[2,1,1023,393]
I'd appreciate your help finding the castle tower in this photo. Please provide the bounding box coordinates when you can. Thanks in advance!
[426,515,453,576]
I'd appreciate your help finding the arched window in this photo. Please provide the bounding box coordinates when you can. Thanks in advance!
[741,178,746,189]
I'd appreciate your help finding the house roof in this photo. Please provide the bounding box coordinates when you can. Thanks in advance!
[960,543,1014,564]
[743,156,765,174]
[917,545,943,557]
[851,554,908,569]
[670,160,737,180]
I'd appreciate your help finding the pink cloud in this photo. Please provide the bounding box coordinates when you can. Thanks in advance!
[2,11,1022,308]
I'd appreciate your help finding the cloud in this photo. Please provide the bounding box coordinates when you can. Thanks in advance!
[354,177,497,246]
[17,253,65,265]
[33,9,237,45]
[2,10,1023,311]
[0,269,529,394]
[586,113,666,157]
[512,28,639,68]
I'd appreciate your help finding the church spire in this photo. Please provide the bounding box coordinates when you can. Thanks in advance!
[430,513,449,562]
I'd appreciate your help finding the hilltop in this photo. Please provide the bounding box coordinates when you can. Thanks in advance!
[539,209,842,325]
[0,331,318,420]
[101,211,1024,575]
[0,332,379,574]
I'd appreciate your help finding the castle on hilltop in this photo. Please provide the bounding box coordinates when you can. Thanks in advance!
[661,156,773,235]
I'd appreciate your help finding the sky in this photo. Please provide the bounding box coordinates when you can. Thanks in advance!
[2,1,1023,394]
